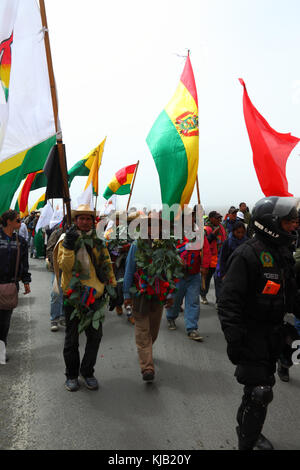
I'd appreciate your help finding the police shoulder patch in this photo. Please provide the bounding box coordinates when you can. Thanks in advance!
[260,251,274,268]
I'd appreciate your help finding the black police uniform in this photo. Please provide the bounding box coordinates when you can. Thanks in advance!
[218,198,300,450]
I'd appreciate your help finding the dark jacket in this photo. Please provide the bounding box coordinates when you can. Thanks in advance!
[0,228,31,284]
[217,236,300,377]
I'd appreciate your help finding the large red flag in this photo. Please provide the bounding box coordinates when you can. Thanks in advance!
[239,78,300,197]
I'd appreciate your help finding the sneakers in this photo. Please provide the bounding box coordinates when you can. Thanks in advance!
[116,306,123,316]
[81,376,99,390]
[142,370,155,382]
[200,296,209,305]
[167,319,177,330]
[65,378,80,392]
[59,317,66,327]
[188,330,204,341]
[50,321,59,332]
[127,315,135,325]
[277,361,290,382]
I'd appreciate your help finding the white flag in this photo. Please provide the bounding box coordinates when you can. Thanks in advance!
[76,182,93,208]
[103,194,116,215]
[35,200,54,232]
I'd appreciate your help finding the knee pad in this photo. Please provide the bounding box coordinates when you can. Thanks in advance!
[251,385,273,407]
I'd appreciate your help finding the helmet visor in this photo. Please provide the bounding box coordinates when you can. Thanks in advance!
[272,197,300,220]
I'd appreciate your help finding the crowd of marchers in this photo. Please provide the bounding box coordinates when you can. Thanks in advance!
[1,197,300,450]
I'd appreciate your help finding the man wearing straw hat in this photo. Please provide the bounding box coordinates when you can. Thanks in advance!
[57,204,116,392]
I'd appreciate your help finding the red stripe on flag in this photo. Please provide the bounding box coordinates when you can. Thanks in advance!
[19,172,37,213]
[180,55,198,107]
[115,164,137,185]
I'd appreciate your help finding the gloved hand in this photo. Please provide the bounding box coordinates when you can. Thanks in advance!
[62,225,79,251]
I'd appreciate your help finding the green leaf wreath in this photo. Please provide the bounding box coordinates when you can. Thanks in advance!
[64,230,116,333]
[129,238,184,302]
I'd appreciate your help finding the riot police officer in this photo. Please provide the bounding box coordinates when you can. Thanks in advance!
[218,196,300,450]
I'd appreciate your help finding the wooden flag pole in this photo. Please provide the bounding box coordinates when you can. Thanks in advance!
[126,161,140,212]
[39,0,72,226]
[196,175,201,204]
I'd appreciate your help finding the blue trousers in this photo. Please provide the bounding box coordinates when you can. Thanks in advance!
[166,273,200,332]
[50,273,64,322]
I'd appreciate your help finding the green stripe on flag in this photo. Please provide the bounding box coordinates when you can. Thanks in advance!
[68,158,89,185]
[103,186,114,200]
[146,110,188,207]
[115,184,131,196]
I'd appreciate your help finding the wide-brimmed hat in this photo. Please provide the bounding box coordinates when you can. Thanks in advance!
[127,211,141,222]
[71,204,96,219]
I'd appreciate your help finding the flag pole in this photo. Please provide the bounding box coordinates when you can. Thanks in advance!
[196,175,201,204]
[126,161,140,212]
[39,0,72,226]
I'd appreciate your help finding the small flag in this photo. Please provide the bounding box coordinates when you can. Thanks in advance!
[240,78,300,197]
[68,138,106,189]
[103,164,137,200]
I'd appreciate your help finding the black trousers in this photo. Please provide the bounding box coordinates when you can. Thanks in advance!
[200,267,216,298]
[63,304,103,380]
[236,384,274,450]
[0,309,13,345]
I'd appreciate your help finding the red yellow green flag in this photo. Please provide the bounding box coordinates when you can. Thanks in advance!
[146,54,199,208]
[103,164,137,200]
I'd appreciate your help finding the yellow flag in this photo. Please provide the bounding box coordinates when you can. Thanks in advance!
[84,137,106,196]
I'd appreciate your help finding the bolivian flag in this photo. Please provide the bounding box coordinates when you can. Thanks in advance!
[14,170,47,215]
[68,138,106,190]
[103,164,137,200]
[146,54,199,209]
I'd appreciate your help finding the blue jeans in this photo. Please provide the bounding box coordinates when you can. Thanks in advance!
[295,317,300,336]
[166,273,200,332]
[50,272,64,322]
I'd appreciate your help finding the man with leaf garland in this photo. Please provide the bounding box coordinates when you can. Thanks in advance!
[123,212,184,382]
[57,204,116,392]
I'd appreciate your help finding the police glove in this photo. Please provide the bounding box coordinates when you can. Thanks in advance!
[62,225,79,251]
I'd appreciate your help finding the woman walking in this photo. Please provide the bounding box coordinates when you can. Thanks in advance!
[0,210,31,362]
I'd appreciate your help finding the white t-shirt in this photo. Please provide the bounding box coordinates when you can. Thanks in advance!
[18,222,28,241]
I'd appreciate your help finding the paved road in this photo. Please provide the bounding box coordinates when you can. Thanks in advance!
[1,258,300,450]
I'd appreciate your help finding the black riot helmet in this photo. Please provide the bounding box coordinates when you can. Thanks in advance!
[251,196,300,246]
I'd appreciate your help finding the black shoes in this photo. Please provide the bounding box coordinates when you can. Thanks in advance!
[142,370,155,382]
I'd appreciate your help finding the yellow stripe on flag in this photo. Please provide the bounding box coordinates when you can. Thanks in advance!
[0,149,27,176]
[108,175,121,193]
[165,81,199,207]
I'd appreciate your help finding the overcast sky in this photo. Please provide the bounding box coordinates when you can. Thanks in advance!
[28,0,300,213]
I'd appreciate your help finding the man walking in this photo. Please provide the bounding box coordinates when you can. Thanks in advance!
[57,204,116,392]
